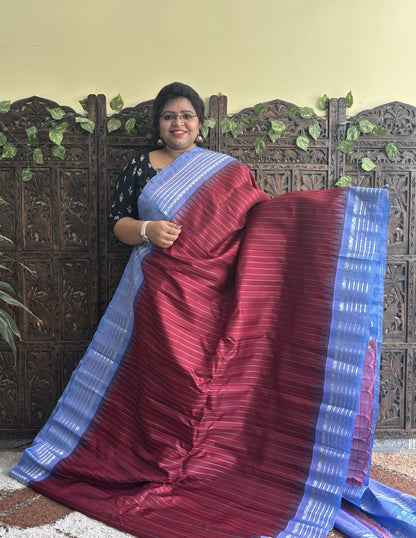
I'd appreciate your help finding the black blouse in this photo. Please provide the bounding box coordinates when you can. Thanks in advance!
[108,152,157,234]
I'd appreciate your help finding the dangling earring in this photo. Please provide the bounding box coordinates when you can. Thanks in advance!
[157,138,164,147]
[196,135,204,146]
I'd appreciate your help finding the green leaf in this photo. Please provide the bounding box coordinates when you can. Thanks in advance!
[25,126,38,138]
[373,126,387,136]
[221,117,233,134]
[361,157,376,171]
[79,98,89,111]
[49,107,66,120]
[335,176,353,187]
[2,143,17,159]
[110,94,124,112]
[245,118,257,130]
[254,137,266,155]
[359,120,374,134]
[287,107,299,118]
[0,100,11,114]
[0,289,32,311]
[124,117,136,136]
[337,139,354,153]
[385,142,399,159]
[75,117,95,133]
[345,91,353,108]
[200,117,216,139]
[308,123,321,141]
[318,94,330,111]
[107,118,122,133]
[21,168,33,182]
[0,308,20,337]
[0,281,16,295]
[49,129,64,146]
[268,128,281,143]
[0,197,6,206]
[346,125,360,141]
[270,120,286,133]
[0,132,7,146]
[0,314,18,357]
[298,107,315,119]
[51,145,65,159]
[230,121,244,138]
[26,126,38,146]
[33,148,44,164]
[296,134,309,151]
[253,103,268,115]
[54,121,70,133]
[203,117,216,129]
[200,125,209,139]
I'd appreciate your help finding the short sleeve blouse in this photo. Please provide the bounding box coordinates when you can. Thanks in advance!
[108,152,156,234]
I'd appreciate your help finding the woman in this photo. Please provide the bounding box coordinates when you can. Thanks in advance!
[10,83,415,537]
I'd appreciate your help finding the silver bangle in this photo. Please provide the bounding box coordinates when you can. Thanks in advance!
[140,221,150,240]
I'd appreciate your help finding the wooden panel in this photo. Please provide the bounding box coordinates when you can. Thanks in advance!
[0,96,97,436]
[1,95,415,439]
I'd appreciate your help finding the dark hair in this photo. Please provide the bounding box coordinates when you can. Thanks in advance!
[152,82,205,140]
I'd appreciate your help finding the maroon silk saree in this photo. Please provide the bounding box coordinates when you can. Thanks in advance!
[12,148,409,537]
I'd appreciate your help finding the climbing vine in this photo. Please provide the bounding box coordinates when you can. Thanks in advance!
[220,91,400,186]
[0,92,401,186]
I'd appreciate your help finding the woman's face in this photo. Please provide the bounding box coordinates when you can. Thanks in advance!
[159,97,201,153]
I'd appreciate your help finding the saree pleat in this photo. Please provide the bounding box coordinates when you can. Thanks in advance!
[10,148,413,537]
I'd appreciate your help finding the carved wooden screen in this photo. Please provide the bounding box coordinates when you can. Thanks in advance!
[0,94,415,439]
[340,102,416,437]
[0,97,98,436]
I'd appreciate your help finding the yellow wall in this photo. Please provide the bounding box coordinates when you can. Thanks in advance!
[2,0,415,114]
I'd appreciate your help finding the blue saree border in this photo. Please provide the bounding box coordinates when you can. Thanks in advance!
[276,187,390,537]
[10,148,234,486]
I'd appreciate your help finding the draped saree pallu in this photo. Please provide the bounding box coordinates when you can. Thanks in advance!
[10,147,415,537]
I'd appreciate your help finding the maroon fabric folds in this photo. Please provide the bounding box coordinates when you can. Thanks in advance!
[29,162,350,537]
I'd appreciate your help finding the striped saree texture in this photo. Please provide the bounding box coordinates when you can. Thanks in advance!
[11,148,412,537]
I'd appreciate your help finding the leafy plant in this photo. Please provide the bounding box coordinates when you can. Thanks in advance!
[220,91,400,185]
[0,92,402,186]
[0,99,94,181]
[0,199,41,358]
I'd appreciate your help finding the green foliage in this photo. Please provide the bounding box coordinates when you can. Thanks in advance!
[76,117,95,133]
[0,91,404,185]
[308,123,321,141]
[0,99,96,180]
[335,176,353,187]
[0,226,41,358]
[337,139,354,153]
[361,157,376,171]
[254,137,266,155]
[385,142,399,159]
[318,94,330,111]
[21,168,33,182]
[107,117,122,133]
[200,117,216,139]
[124,117,136,136]
[296,135,309,151]
[0,101,10,114]
[253,103,268,115]
[110,94,124,112]
[79,98,89,112]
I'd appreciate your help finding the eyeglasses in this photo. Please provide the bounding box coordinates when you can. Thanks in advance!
[161,113,198,122]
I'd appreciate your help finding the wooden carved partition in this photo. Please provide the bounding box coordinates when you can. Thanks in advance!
[0,96,99,434]
[0,94,414,438]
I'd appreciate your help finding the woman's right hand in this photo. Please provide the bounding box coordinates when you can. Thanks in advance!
[146,221,181,248]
